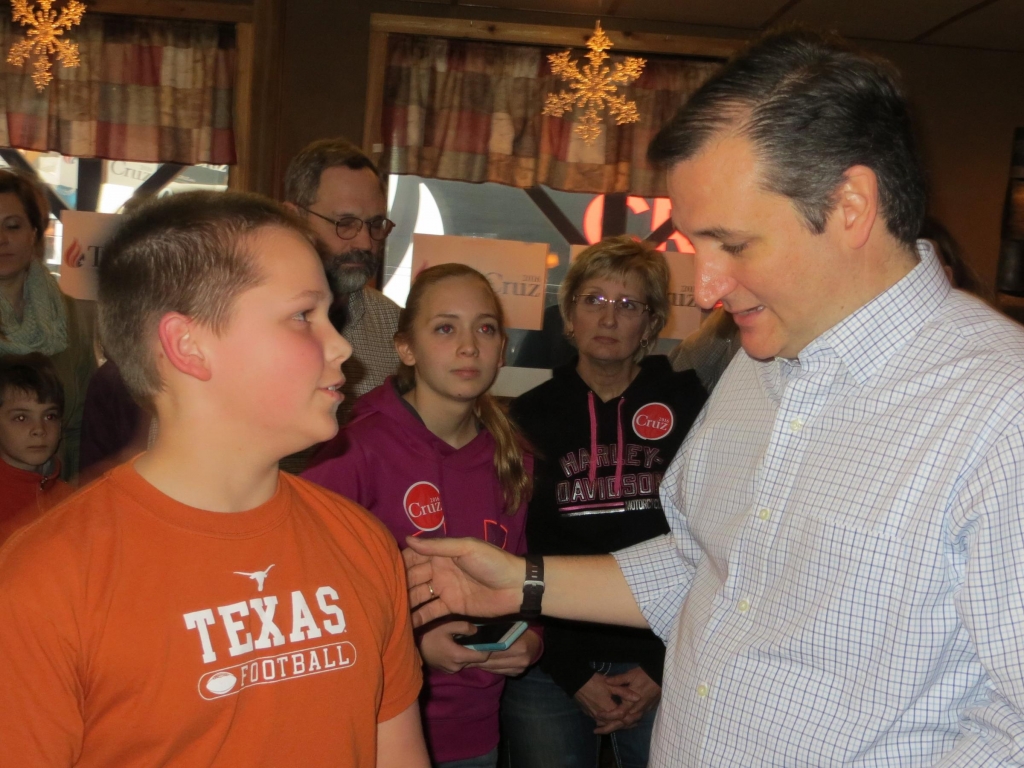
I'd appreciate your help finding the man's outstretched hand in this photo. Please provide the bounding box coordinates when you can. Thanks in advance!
[403,537,525,627]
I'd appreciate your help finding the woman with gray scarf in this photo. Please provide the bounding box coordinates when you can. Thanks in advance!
[0,170,96,480]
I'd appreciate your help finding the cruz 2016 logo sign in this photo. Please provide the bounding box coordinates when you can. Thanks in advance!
[404,482,445,531]
[633,403,674,441]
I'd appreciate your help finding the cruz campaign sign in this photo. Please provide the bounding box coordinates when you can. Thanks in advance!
[412,234,549,331]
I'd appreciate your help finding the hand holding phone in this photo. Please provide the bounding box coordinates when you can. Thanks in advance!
[453,620,529,652]
[419,621,491,674]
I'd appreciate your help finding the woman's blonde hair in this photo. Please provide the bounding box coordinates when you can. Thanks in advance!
[394,263,531,515]
[558,235,671,356]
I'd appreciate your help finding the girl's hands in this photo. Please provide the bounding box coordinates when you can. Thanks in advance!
[417,620,490,674]
[467,629,542,676]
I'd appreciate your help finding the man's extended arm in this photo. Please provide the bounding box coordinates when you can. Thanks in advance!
[403,542,648,628]
[404,444,702,633]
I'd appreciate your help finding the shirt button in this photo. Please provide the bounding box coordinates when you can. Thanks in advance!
[790,418,805,432]
[737,599,751,613]
[696,683,710,698]
[757,508,771,521]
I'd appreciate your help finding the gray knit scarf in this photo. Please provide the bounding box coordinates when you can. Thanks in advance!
[0,260,69,356]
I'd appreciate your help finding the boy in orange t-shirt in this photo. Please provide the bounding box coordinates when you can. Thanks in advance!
[0,353,74,543]
[0,193,428,767]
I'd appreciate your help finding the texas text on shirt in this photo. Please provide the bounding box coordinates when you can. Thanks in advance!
[615,241,1024,767]
[0,465,422,767]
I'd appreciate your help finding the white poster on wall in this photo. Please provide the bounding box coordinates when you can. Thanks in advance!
[59,210,123,301]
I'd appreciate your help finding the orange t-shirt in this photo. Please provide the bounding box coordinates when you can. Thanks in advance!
[0,464,422,767]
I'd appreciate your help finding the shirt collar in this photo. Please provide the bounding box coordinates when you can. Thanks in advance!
[797,239,950,385]
[345,287,367,327]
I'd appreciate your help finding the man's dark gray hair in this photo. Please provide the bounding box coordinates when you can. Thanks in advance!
[648,28,926,247]
[284,137,385,208]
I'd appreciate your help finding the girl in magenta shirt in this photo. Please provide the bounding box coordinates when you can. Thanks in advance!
[305,264,538,767]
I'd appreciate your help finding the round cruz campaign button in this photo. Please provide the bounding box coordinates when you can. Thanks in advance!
[403,481,446,531]
[632,402,675,440]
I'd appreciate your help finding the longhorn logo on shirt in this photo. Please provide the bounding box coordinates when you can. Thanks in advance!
[403,482,445,531]
[632,403,674,440]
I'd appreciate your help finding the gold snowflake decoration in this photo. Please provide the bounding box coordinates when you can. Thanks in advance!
[543,21,646,145]
[7,0,86,91]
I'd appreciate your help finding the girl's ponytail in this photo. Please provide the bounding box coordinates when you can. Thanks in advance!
[476,393,532,515]
[396,263,532,515]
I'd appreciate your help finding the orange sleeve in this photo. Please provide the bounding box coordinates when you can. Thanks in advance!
[376,531,423,723]
[0,534,84,766]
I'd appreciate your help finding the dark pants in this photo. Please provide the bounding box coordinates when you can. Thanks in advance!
[501,664,657,768]
[436,747,499,768]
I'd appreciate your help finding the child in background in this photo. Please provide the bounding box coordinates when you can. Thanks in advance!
[304,263,539,768]
[0,352,73,542]
[0,192,429,767]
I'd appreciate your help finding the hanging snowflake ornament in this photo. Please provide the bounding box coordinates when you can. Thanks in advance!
[543,21,646,145]
[7,0,86,91]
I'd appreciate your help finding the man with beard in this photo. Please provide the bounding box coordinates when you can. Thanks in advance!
[284,138,401,430]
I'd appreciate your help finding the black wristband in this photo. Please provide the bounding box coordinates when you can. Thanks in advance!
[520,554,545,618]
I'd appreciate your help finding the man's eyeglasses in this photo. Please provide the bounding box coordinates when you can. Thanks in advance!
[573,293,650,317]
[300,207,396,241]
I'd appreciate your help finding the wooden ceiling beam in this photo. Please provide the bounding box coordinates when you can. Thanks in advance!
[912,0,1001,43]
[87,0,254,24]
[370,13,744,58]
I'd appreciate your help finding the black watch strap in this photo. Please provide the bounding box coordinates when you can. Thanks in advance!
[520,554,545,618]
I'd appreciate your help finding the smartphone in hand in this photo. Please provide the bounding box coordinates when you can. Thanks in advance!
[453,620,529,652]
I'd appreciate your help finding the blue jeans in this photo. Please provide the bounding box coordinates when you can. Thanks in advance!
[436,746,499,768]
[501,664,657,768]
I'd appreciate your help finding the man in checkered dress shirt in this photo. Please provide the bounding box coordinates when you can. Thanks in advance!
[617,238,1024,766]
[403,29,1024,766]
[280,138,401,473]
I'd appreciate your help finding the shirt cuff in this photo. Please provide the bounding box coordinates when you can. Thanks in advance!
[613,534,692,643]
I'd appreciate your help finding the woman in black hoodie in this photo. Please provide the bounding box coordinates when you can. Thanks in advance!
[502,236,707,768]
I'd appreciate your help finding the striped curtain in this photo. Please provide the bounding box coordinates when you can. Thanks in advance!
[0,13,236,164]
[381,33,720,196]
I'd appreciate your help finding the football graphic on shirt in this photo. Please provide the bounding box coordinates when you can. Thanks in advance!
[632,403,675,440]
[205,671,238,695]
[403,482,445,531]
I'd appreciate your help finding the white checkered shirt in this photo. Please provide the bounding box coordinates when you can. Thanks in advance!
[615,241,1024,766]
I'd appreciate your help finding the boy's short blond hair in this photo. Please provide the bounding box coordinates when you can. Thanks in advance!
[98,191,321,408]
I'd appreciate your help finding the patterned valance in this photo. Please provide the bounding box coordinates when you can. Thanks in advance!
[1,13,236,164]
[380,33,720,196]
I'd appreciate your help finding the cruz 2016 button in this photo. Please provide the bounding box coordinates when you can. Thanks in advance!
[403,482,445,531]
[632,402,675,440]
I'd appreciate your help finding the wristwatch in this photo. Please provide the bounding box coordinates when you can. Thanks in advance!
[520,554,545,618]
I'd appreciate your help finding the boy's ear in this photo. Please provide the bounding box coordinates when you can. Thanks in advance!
[394,335,416,368]
[283,202,300,215]
[156,313,212,382]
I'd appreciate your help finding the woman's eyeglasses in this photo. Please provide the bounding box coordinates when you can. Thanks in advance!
[573,293,650,317]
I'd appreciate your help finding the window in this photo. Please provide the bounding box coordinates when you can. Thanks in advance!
[383,175,694,368]
[0,149,229,274]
